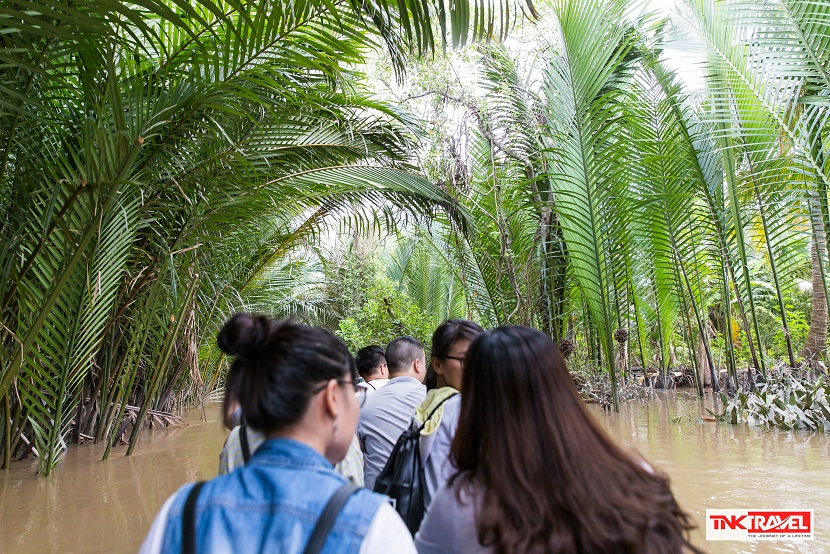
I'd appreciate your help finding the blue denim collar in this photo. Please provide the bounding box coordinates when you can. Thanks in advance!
[250,437,333,471]
[159,437,383,553]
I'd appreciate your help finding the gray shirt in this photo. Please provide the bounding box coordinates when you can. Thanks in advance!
[415,478,491,554]
[358,375,426,490]
[420,394,461,502]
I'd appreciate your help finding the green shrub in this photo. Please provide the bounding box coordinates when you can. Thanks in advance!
[331,248,433,353]
[720,373,830,431]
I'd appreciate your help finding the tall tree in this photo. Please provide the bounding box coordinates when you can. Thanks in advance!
[0,0,535,473]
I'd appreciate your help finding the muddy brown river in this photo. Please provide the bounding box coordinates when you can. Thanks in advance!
[1,392,828,553]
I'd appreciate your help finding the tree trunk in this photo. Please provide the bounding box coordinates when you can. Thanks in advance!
[697,328,712,388]
[801,226,828,361]
[615,340,628,385]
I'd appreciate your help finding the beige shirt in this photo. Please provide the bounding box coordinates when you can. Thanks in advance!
[219,426,365,486]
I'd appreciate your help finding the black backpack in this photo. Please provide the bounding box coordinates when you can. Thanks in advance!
[372,393,458,535]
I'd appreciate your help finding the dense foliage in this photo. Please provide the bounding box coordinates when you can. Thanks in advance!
[721,373,830,431]
[0,0,530,473]
[4,0,830,473]
[330,246,434,351]
[379,0,830,413]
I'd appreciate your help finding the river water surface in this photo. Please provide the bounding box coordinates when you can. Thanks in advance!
[1,392,828,553]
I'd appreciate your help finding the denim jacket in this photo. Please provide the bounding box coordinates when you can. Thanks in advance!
[158,438,384,553]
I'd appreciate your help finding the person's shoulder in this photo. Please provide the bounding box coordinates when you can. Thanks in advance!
[360,392,384,418]
[444,393,461,410]
[386,376,423,389]
[436,475,477,505]
[362,380,407,408]
[220,425,267,474]
[414,477,481,554]
[360,499,416,553]
[160,481,204,521]
[436,395,461,433]
[224,424,266,446]
[354,487,388,506]
[401,379,426,399]
[344,487,387,520]
[140,485,193,554]
[225,424,241,443]
[246,426,267,444]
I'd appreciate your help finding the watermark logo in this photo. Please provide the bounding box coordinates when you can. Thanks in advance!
[706,509,813,541]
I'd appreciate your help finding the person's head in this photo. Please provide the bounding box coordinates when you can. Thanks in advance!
[355,345,387,381]
[452,326,699,553]
[385,336,426,382]
[424,365,440,391]
[218,313,363,465]
[429,319,483,390]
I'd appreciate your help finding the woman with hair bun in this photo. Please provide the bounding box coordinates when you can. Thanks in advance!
[415,326,702,554]
[141,313,415,554]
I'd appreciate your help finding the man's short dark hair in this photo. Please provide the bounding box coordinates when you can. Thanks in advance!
[385,336,424,375]
[356,345,386,380]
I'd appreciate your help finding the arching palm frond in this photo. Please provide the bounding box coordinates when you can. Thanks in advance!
[386,228,471,328]
[1,0,536,472]
[541,0,640,409]
[674,0,830,372]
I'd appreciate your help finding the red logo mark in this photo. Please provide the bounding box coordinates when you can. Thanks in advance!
[710,515,747,530]
[709,511,811,534]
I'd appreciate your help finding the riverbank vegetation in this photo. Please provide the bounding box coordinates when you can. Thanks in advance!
[0,0,532,474]
[721,372,830,431]
[3,0,830,473]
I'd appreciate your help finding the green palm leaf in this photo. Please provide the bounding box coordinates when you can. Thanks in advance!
[542,0,640,409]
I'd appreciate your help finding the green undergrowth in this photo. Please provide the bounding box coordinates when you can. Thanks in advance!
[571,369,651,408]
[716,372,830,431]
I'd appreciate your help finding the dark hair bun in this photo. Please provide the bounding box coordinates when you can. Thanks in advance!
[217,313,272,359]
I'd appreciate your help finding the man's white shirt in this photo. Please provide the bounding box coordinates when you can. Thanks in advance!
[357,378,389,394]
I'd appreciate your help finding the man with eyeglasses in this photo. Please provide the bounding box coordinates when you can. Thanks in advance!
[355,345,390,394]
[357,336,427,491]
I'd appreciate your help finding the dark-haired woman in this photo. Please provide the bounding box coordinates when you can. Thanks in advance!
[416,319,483,505]
[141,314,415,553]
[415,326,702,554]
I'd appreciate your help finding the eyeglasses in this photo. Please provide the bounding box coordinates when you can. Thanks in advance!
[444,355,466,366]
[312,379,367,408]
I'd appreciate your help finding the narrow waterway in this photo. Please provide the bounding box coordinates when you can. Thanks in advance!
[588,391,830,553]
[1,392,828,553]
[0,406,227,553]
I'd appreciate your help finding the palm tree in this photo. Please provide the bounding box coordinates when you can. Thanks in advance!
[0,0,536,473]
[389,0,829,408]
[677,0,830,367]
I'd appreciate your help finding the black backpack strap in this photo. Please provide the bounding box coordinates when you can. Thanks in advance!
[239,424,251,464]
[302,484,359,554]
[419,392,460,431]
[182,481,207,554]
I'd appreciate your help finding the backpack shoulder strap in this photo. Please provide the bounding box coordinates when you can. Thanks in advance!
[302,484,360,554]
[182,481,207,554]
[239,424,251,464]
[419,392,460,431]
